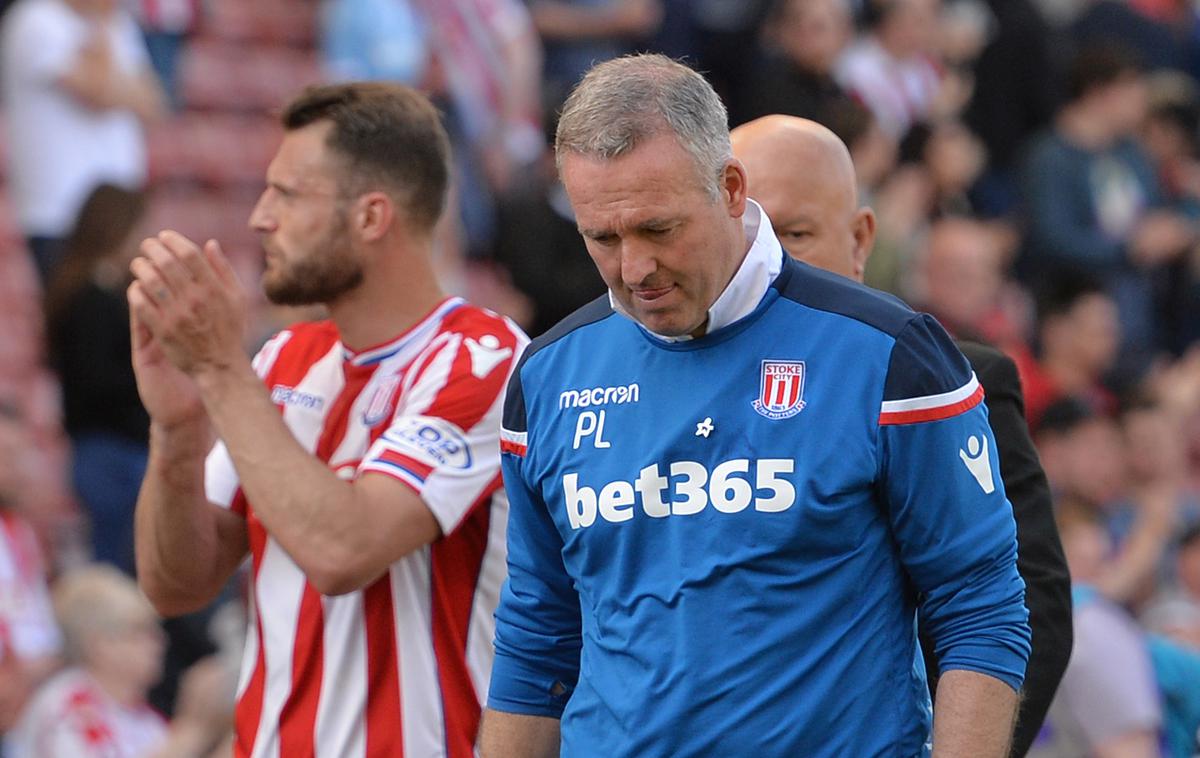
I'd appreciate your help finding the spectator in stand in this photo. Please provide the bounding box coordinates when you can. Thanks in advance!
[822,98,898,202]
[320,0,429,85]
[8,565,232,758]
[1101,396,1200,607]
[897,118,988,218]
[1140,72,1200,353]
[0,402,61,744]
[913,216,1004,341]
[1035,398,1127,509]
[412,0,545,263]
[1035,397,1183,611]
[1031,499,1164,758]
[528,0,663,112]
[1142,523,1200,649]
[44,186,223,723]
[1020,44,1194,385]
[738,0,854,125]
[0,0,165,283]
[44,184,148,576]
[492,145,607,338]
[834,0,943,139]
[129,0,202,111]
[1011,276,1120,431]
[1072,0,1183,73]
[963,0,1059,217]
[1036,495,1200,758]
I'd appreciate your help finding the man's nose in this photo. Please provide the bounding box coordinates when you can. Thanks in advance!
[621,239,659,285]
[248,194,276,233]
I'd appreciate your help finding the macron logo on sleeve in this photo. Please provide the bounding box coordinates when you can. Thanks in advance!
[959,435,995,494]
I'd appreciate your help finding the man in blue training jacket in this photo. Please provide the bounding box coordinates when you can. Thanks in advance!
[480,53,1031,758]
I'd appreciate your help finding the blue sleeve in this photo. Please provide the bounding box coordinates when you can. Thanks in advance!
[487,370,581,718]
[878,315,1032,692]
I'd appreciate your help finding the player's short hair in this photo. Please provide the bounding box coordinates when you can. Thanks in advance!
[555,53,731,199]
[282,82,451,232]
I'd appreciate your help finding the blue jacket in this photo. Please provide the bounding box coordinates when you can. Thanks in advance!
[489,252,1031,757]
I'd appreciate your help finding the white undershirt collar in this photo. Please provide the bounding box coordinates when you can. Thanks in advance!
[609,199,783,342]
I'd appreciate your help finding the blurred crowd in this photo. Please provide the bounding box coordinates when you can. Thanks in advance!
[1,0,1200,755]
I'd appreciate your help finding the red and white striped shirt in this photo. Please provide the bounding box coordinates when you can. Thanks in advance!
[10,668,168,758]
[205,297,526,758]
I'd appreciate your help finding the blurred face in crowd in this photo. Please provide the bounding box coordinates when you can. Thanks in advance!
[1042,292,1120,378]
[921,218,1001,333]
[877,0,940,59]
[1037,416,1128,507]
[924,121,987,195]
[562,133,750,338]
[1097,73,1150,137]
[774,0,852,76]
[731,116,875,281]
[81,585,167,694]
[1058,510,1110,586]
[249,121,365,306]
[1123,405,1187,484]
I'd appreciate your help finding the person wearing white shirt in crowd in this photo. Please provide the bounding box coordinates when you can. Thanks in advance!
[0,0,164,282]
[9,565,231,758]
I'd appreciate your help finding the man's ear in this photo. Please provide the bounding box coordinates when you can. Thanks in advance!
[354,191,394,244]
[851,207,877,280]
[721,159,749,217]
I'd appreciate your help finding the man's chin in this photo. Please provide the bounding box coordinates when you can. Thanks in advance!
[634,310,703,338]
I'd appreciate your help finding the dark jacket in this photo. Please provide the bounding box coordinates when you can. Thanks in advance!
[921,341,1073,757]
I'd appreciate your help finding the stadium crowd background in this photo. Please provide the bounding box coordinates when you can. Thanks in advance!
[1,0,1200,754]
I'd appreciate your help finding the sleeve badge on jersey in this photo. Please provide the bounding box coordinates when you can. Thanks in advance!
[752,360,808,420]
[383,416,473,469]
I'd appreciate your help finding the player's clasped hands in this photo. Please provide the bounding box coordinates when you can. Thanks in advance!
[127,230,247,378]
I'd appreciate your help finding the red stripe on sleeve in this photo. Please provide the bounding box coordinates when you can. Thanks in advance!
[375,449,435,480]
[878,384,986,426]
[499,440,526,457]
[430,478,498,757]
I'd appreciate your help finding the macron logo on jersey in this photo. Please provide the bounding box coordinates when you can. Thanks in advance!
[558,382,640,411]
[270,385,325,411]
[959,435,995,494]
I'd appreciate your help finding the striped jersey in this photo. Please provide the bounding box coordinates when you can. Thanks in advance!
[9,668,168,758]
[489,215,1030,756]
[205,297,526,758]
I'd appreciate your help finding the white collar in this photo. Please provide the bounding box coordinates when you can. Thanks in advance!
[609,199,783,342]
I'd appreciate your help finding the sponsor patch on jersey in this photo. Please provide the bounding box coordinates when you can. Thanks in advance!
[270,385,325,411]
[383,416,472,469]
[751,360,807,420]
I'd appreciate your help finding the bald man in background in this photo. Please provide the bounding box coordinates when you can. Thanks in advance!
[732,116,1072,758]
